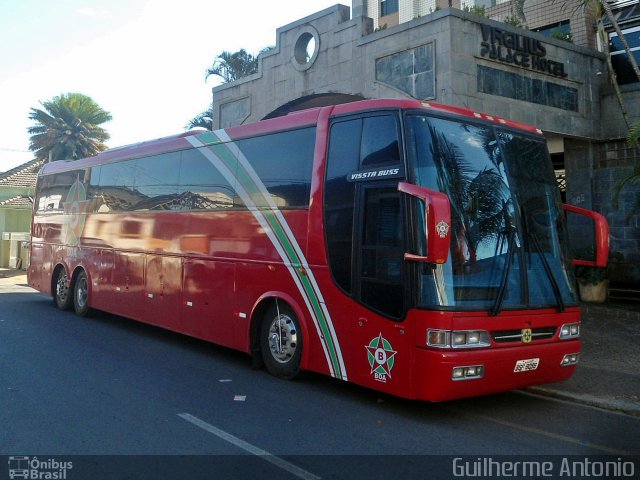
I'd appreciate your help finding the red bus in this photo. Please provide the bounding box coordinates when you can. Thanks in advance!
[28,99,608,401]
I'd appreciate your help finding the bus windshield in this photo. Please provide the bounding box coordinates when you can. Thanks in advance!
[406,114,577,311]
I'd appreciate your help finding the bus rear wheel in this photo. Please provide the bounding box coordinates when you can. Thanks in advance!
[260,303,302,380]
[73,270,90,317]
[53,268,72,311]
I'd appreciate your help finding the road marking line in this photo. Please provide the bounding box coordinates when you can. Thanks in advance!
[447,407,632,455]
[178,413,321,480]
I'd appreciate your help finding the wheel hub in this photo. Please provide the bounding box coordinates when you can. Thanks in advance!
[267,314,298,363]
[76,277,87,307]
[56,273,68,300]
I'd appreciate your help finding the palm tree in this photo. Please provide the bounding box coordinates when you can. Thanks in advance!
[600,0,640,82]
[186,107,214,130]
[629,122,640,147]
[205,49,259,83]
[28,93,112,162]
[575,0,640,217]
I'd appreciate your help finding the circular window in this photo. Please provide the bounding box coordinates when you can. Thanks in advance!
[293,27,319,71]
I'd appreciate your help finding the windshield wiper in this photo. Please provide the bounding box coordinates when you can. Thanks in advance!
[528,231,566,312]
[490,225,516,317]
[519,205,565,312]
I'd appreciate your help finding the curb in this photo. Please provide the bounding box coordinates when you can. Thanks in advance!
[526,386,640,417]
[0,270,27,279]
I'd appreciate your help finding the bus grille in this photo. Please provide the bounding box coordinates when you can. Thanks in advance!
[492,327,557,343]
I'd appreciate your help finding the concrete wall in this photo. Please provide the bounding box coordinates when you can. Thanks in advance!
[212,8,608,140]
[593,141,640,284]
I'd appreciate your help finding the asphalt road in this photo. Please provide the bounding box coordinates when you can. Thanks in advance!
[1,280,639,479]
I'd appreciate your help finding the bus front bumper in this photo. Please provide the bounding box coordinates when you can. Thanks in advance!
[413,339,580,402]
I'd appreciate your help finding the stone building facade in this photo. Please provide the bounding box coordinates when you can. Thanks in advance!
[210,1,640,287]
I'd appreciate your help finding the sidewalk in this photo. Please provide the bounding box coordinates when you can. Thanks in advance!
[528,303,640,417]
[0,267,27,278]
[2,267,638,415]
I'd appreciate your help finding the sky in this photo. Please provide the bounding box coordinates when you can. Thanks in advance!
[0,0,341,172]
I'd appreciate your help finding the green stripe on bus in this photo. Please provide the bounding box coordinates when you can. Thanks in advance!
[260,208,341,374]
[194,131,345,379]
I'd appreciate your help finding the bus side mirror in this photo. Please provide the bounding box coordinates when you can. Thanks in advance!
[563,204,609,268]
[398,182,451,264]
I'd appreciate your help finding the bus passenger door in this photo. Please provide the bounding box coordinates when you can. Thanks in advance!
[324,113,411,392]
[352,183,412,394]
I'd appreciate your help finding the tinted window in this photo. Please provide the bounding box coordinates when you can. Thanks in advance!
[98,160,140,212]
[325,119,362,294]
[130,152,181,210]
[361,116,400,167]
[36,170,86,212]
[477,65,579,111]
[360,187,405,318]
[179,148,235,209]
[235,127,316,208]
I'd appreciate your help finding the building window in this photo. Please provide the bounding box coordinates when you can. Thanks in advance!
[375,43,436,100]
[609,26,640,85]
[533,21,573,43]
[380,0,399,17]
[477,65,579,112]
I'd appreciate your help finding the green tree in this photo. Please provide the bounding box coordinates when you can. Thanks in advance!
[205,49,259,83]
[573,0,640,128]
[186,106,214,130]
[28,93,112,162]
[574,1,640,218]
[600,0,640,82]
[628,122,640,147]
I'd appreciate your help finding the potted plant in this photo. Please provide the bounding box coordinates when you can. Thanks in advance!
[574,264,608,303]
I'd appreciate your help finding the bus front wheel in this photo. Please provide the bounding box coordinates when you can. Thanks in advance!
[53,268,72,311]
[260,303,302,380]
[73,270,90,317]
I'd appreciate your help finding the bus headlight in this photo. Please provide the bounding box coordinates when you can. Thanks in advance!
[560,323,580,339]
[561,353,579,366]
[427,329,451,348]
[452,330,491,348]
[452,365,484,380]
[427,329,490,348]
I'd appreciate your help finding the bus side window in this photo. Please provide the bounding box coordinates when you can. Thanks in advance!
[361,115,401,167]
[87,166,104,212]
[99,161,137,212]
[325,119,362,294]
[236,127,316,208]
[179,148,235,210]
[131,153,180,210]
[36,170,86,212]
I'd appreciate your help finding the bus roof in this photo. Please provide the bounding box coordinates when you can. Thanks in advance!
[326,98,543,136]
[39,98,542,176]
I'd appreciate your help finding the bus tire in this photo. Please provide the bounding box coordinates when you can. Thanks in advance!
[73,270,91,317]
[53,267,72,311]
[260,302,302,380]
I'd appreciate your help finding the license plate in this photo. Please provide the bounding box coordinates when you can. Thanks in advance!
[514,358,540,373]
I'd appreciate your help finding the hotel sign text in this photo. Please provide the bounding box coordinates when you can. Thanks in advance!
[480,25,568,79]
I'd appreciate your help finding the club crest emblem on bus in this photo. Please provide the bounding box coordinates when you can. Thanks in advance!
[436,220,450,239]
[365,333,397,383]
[522,328,532,343]
[62,178,90,247]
